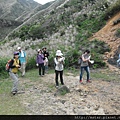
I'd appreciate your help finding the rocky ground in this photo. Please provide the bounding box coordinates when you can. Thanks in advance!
[17,70,120,115]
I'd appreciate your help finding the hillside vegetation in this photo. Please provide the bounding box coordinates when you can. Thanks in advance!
[0,0,120,78]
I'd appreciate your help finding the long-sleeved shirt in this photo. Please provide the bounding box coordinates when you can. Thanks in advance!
[54,57,64,71]
[81,54,90,67]
[36,54,44,64]
[19,50,26,64]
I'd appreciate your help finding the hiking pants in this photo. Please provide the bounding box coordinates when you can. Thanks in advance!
[39,63,45,75]
[9,72,19,92]
[45,61,48,73]
[80,66,90,81]
[55,70,64,86]
[19,62,26,76]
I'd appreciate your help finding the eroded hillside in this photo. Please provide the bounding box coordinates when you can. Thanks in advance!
[90,12,120,70]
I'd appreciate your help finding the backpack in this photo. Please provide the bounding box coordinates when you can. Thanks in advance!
[78,57,82,65]
[5,59,12,72]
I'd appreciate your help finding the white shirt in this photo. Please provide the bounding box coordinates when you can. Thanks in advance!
[54,57,65,71]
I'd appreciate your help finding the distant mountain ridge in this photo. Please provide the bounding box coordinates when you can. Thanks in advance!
[0,0,40,20]
[0,0,40,40]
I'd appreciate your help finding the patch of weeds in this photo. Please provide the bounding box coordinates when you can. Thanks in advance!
[48,84,56,92]
[60,89,68,96]
[115,28,120,38]
[90,69,119,81]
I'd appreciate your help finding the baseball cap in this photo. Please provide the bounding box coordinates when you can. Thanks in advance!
[14,51,19,55]
[17,47,21,50]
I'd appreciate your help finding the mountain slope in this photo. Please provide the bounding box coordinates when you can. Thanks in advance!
[91,12,120,58]
[0,0,120,70]
[0,0,40,20]
[90,11,120,70]
[15,1,54,22]
[0,0,40,40]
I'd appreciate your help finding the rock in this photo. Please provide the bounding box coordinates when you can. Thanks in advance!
[54,85,70,96]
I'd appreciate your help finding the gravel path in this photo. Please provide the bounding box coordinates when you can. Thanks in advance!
[18,72,120,115]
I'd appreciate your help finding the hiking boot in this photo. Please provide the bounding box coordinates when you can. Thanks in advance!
[79,80,83,83]
[11,91,17,95]
[87,80,92,83]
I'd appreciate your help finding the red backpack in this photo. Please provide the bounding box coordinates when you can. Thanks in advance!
[5,59,12,72]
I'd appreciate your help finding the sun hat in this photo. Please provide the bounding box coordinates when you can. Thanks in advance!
[14,51,19,55]
[56,50,63,56]
[37,49,41,52]
[17,47,21,50]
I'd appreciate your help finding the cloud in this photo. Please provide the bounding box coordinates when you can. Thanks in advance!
[34,0,54,4]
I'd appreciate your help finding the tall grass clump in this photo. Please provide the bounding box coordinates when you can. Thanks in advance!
[0,58,10,79]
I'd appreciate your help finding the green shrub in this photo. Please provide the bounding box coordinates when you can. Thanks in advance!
[115,28,120,38]
[103,0,120,20]
[0,58,10,79]
[26,56,36,70]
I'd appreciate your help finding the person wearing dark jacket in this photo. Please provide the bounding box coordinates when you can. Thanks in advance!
[43,47,49,73]
[9,52,21,95]
[36,49,45,76]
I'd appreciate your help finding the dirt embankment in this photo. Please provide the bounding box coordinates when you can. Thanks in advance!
[90,12,120,71]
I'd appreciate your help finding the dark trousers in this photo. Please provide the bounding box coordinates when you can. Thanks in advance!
[55,70,64,86]
[39,63,45,75]
[80,66,90,81]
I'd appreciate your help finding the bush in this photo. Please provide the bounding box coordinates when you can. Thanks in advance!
[0,58,10,79]
[26,56,36,70]
[115,28,120,38]
[103,0,120,20]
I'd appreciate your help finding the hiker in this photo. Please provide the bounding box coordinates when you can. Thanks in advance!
[79,50,93,83]
[36,49,45,76]
[17,47,27,77]
[117,53,120,68]
[9,52,21,95]
[42,47,49,73]
[54,50,65,88]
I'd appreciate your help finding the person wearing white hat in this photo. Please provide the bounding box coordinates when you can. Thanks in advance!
[54,50,65,88]
[17,47,27,77]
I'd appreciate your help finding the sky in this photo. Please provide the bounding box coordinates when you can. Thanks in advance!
[34,0,54,5]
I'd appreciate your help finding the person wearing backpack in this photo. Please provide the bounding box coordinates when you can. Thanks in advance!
[9,52,21,95]
[17,47,27,77]
[79,50,93,83]
[36,49,45,76]
[54,50,65,88]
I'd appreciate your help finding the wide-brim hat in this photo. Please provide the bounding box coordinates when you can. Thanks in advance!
[56,50,63,56]
[37,49,41,52]
[56,52,63,56]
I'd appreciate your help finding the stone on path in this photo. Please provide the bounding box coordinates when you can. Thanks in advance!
[54,85,70,96]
